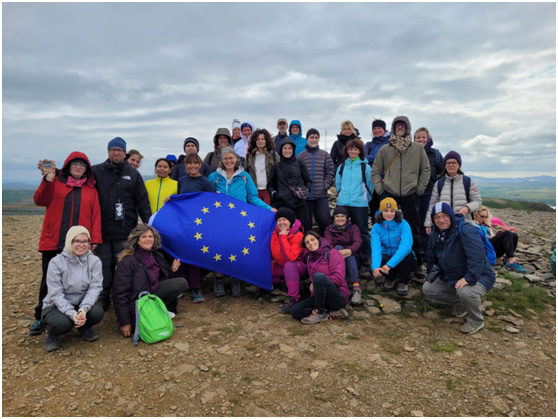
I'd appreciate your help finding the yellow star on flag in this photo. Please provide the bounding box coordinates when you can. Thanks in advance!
[214,201,222,208]
[201,246,209,254]
[195,218,202,226]
[248,221,255,229]
[240,210,247,217]
[229,254,237,262]
[249,235,256,243]
[194,232,202,240]
[202,207,210,214]
[214,254,222,261]
[242,247,250,255]
[228,203,235,209]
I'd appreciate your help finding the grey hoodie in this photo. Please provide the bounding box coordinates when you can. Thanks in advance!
[42,250,103,318]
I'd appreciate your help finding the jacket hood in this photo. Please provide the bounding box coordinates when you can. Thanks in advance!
[241,121,255,140]
[213,128,232,147]
[288,120,302,135]
[336,132,358,144]
[278,137,297,160]
[216,167,245,179]
[430,202,458,228]
[373,130,391,141]
[390,116,411,137]
[306,237,333,259]
[61,151,95,186]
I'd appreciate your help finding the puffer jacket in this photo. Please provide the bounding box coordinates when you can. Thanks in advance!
[371,217,413,270]
[145,176,177,213]
[244,148,280,190]
[270,219,304,266]
[371,116,430,198]
[323,221,362,257]
[424,173,482,228]
[297,144,335,200]
[427,213,495,290]
[304,239,349,303]
[208,168,272,210]
[42,250,103,319]
[34,152,102,251]
[335,158,373,208]
[364,131,391,167]
[288,120,307,156]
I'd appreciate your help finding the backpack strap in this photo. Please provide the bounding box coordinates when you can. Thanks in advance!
[383,153,400,178]
[463,176,471,203]
[360,163,372,196]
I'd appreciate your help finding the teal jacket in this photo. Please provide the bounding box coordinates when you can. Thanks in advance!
[289,120,308,156]
[371,218,413,270]
[207,168,272,210]
[335,158,373,208]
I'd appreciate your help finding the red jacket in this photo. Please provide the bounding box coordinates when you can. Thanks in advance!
[270,219,304,267]
[34,152,102,251]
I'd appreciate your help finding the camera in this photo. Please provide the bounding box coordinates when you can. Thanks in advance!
[427,265,441,283]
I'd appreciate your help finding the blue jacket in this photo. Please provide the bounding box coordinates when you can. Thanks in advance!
[371,218,413,270]
[207,168,272,210]
[335,158,373,208]
[289,120,307,156]
[427,213,495,290]
[364,131,391,167]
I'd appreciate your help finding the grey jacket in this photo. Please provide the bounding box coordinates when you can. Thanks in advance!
[42,250,103,318]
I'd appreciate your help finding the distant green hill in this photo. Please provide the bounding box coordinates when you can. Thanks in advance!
[3,190,35,206]
[482,197,554,212]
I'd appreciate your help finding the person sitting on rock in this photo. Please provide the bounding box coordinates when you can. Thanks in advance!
[371,198,416,296]
[291,230,349,324]
[423,202,496,335]
[41,226,104,352]
[323,206,363,306]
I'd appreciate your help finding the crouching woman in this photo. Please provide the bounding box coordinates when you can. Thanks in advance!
[423,202,495,335]
[112,224,188,337]
[291,231,350,324]
[41,226,104,352]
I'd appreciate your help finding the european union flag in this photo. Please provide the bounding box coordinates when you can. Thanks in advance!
[150,192,276,291]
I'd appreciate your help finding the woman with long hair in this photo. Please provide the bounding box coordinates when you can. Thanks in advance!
[244,128,280,205]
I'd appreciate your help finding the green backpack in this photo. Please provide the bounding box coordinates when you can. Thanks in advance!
[133,291,174,346]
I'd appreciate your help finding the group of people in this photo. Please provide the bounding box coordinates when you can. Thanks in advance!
[31,115,526,352]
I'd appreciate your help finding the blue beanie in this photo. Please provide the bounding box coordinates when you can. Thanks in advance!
[165,154,177,163]
[108,137,126,151]
[431,202,456,226]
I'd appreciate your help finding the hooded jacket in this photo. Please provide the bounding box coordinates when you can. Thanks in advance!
[288,120,307,156]
[364,130,391,167]
[204,128,233,172]
[145,176,178,213]
[208,167,272,210]
[304,239,349,304]
[335,157,373,207]
[371,117,430,198]
[371,217,413,270]
[267,138,312,209]
[330,132,359,169]
[297,144,335,200]
[324,219,362,258]
[427,211,495,290]
[42,249,103,319]
[34,152,102,251]
[233,121,255,159]
[270,218,304,266]
[92,158,152,240]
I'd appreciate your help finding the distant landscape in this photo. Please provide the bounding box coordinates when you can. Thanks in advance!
[2,175,556,211]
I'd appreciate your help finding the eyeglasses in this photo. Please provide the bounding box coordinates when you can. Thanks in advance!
[71,162,87,168]
[109,148,125,153]
[445,161,459,166]
[334,215,347,218]
[433,214,449,221]
[477,214,487,219]
[72,240,90,245]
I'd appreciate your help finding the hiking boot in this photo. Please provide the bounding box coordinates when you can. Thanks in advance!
[214,278,226,297]
[44,332,61,352]
[506,262,527,273]
[396,282,409,296]
[412,265,426,283]
[329,308,349,320]
[383,279,396,292]
[301,310,329,325]
[231,278,242,297]
[279,297,296,314]
[459,322,484,335]
[350,289,362,306]
[192,289,205,303]
[29,319,44,336]
[79,327,99,342]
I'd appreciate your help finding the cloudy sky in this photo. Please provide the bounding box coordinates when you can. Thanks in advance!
[2,2,556,183]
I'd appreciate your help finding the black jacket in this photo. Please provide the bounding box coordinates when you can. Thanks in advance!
[92,160,151,240]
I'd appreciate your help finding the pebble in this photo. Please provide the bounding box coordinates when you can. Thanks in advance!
[404,346,416,352]
[411,410,424,417]
[505,326,520,334]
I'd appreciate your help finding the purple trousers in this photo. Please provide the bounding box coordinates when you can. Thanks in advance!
[272,260,307,302]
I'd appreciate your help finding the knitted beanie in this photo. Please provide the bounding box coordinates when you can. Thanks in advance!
[65,226,91,254]
[108,137,126,151]
[443,151,462,167]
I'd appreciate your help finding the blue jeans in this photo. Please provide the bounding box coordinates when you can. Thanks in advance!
[341,206,370,261]
[305,198,331,236]
[291,273,346,320]
[335,245,359,284]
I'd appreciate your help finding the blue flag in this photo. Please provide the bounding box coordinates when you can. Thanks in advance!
[150,192,275,291]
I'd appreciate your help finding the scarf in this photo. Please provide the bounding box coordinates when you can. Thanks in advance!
[390,134,412,154]
[66,177,87,187]
[136,247,161,293]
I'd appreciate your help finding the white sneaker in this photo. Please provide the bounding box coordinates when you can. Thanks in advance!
[168,311,176,319]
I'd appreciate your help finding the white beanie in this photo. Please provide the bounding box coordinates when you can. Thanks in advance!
[65,226,91,254]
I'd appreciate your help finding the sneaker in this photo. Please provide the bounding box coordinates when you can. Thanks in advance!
[168,311,176,319]
[505,262,527,273]
[192,289,205,303]
[231,278,242,297]
[29,319,45,336]
[214,278,226,297]
[44,332,61,352]
[79,327,99,342]
[396,283,409,296]
[279,297,296,314]
[329,308,349,320]
[383,279,396,292]
[350,289,362,306]
[452,307,468,318]
[301,310,329,325]
[459,322,484,335]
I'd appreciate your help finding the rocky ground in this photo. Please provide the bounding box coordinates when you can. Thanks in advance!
[2,210,556,417]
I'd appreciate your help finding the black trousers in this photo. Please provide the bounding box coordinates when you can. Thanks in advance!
[489,231,518,259]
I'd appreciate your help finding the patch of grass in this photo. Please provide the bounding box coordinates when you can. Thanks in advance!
[212,371,220,377]
[428,340,458,352]
[241,375,253,384]
[340,362,379,378]
[446,377,469,391]
[346,334,360,340]
[245,346,257,352]
[303,349,317,357]
[289,326,311,337]
[529,230,547,238]
[217,326,241,334]
[331,340,348,346]
[209,335,221,344]
[380,342,402,355]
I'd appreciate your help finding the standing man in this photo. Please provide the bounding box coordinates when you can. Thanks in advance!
[364,119,391,215]
[371,116,430,267]
[274,118,289,152]
[172,137,212,180]
[92,137,152,309]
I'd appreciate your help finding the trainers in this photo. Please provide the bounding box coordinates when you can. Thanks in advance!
[383,279,396,292]
[192,289,205,303]
[79,327,99,342]
[29,319,45,336]
[459,322,484,335]
[214,278,226,297]
[231,278,242,297]
[301,310,329,325]
[44,332,61,352]
[350,289,362,306]
[412,265,426,283]
[396,282,409,296]
[329,308,349,320]
[168,311,176,319]
[452,306,468,318]
[506,262,527,273]
[279,297,296,314]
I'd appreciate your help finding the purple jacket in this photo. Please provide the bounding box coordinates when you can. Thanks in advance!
[304,240,349,303]
[323,221,362,259]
